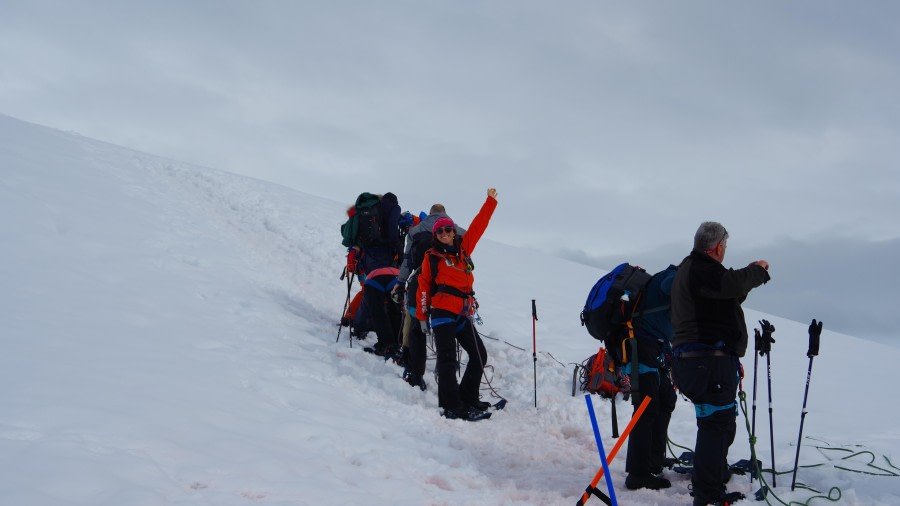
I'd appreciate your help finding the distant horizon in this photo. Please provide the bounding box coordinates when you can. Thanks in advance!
[4,110,896,346]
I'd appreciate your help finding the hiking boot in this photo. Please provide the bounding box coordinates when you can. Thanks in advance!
[392,347,409,367]
[721,491,745,504]
[404,373,427,391]
[650,456,679,475]
[363,343,393,357]
[625,474,671,490]
[692,491,745,506]
[442,406,492,422]
[464,400,492,411]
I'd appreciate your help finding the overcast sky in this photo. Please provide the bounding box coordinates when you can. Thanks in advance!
[2,1,899,338]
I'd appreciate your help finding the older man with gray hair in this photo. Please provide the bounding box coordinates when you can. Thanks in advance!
[670,221,770,506]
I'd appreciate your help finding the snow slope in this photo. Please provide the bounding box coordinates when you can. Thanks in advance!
[2,113,898,505]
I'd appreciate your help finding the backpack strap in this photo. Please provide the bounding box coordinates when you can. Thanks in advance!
[632,304,670,318]
[428,251,440,297]
[620,290,644,402]
[623,321,640,405]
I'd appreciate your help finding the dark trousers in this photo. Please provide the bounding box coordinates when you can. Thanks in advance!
[626,368,677,476]
[407,310,427,379]
[431,308,487,410]
[363,275,400,351]
[673,354,739,504]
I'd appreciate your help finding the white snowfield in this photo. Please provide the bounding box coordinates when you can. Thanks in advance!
[2,114,898,505]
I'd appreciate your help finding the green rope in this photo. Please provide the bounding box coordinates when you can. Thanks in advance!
[667,436,693,459]
[737,390,841,506]
[665,393,898,505]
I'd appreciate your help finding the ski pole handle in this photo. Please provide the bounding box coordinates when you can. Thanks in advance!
[807,319,822,357]
[532,299,538,321]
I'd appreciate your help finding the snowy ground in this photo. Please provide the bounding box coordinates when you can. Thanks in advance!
[2,113,899,505]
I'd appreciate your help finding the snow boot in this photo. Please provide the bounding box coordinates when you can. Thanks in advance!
[650,456,679,475]
[363,343,394,357]
[625,473,671,490]
[465,400,492,411]
[404,372,427,391]
[693,490,745,506]
[442,406,491,422]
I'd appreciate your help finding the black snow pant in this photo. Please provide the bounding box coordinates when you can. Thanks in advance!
[431,308,487,410]
[673,353,740,505]
[363,274,400,352]
[406,307,427,379]
[625,366,677,477]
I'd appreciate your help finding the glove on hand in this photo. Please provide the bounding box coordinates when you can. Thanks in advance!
[420,320,431,337]
[757,319,775,355]
[390,284,404,305]
[347,247,359,273]
[807,319,823,357]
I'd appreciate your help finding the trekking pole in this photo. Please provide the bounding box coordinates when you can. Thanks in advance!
[791,319,822,491]
[336,268,355,344]
[532,299,538,409]
[577,395,652,506]
[760,320,777,487]
[584,394,618,506]
[750,329,761,483]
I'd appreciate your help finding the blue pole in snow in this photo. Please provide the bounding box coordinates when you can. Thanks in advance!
[585,394,618,506]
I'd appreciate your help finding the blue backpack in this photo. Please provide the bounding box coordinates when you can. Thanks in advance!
[580,263,652,346]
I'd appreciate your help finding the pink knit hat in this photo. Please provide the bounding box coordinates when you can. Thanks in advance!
[432,217,456,235]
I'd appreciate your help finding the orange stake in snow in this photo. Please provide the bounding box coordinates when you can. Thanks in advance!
[576,395,652,506]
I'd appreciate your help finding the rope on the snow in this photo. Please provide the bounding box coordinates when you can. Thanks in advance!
[737,390,842,506]
[476,329,527,352]
[664,388,899,505]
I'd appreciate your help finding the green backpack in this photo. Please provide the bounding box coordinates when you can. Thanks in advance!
[341,193,382,248]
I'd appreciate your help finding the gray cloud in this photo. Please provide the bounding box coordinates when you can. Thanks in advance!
[2,0,899,337]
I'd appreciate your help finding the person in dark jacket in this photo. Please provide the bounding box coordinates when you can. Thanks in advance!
[624,265,678,491]
[349,192,403,356]
[393,204,466,390]
[670,222,770,506]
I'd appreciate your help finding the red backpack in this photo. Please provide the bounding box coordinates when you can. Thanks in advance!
[575,347,630,398]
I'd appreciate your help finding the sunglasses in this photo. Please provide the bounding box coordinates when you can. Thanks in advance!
[436,226,455,235]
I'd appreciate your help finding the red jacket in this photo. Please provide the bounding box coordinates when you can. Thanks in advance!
[416,196,497,320]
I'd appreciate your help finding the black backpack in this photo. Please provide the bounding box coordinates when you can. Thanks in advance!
[404,230,435,299]
[408,230,433,273]
[355,195,383,247]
